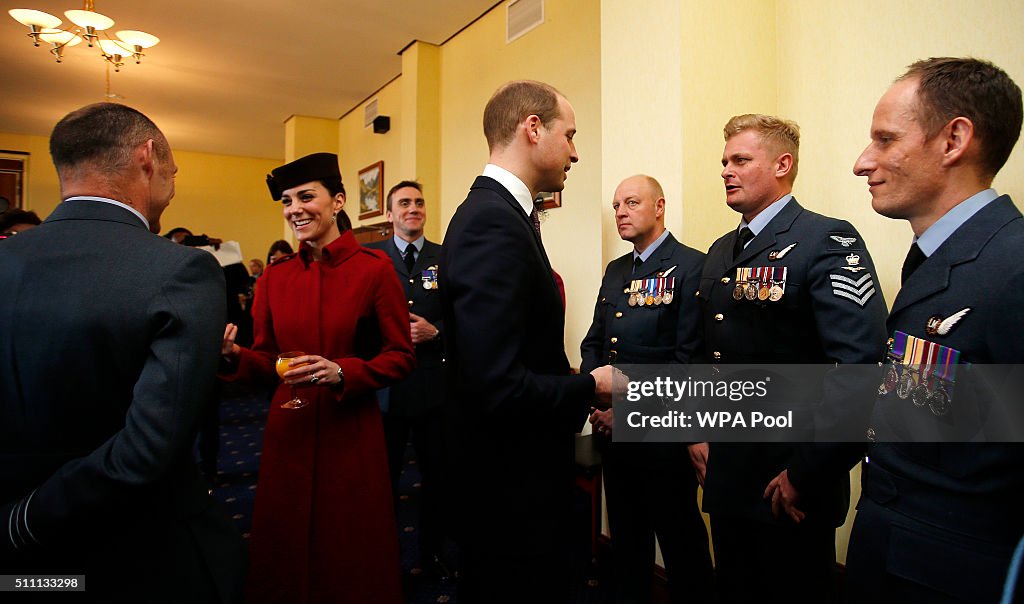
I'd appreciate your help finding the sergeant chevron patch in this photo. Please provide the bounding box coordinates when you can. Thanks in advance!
[829,273,876,306]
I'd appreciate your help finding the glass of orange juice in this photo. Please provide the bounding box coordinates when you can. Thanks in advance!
[276,351,310,409]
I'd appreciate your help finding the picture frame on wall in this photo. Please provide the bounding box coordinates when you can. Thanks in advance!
[535,191,561,211]
[358,161,384,219]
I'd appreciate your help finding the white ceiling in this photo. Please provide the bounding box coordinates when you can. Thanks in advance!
[0,0,499,159]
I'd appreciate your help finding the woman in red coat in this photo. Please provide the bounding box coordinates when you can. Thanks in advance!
[221,153,414,603]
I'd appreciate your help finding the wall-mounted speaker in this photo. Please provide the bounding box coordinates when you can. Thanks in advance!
[372,115,391,134]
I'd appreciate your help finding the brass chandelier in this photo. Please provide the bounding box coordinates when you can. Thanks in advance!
[8,1,159,71]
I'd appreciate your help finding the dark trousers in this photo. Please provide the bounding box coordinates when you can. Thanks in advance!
[711,513,835,603]
[603,442,714,604]
[846,496,1014,603]
[382,407,447,562]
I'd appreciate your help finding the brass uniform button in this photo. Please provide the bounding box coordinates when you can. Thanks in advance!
[713,351,722,360]
[714,313,724,321]
[610,337,618,344]
[615,312,623,318]
[407,300,414,306]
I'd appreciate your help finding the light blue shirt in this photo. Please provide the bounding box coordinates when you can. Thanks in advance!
[393,234,424,261]
[65,195,149,230]
[633,228,672,264]
[738,194,793,244]
[914,188,999,257]
[483,163,534,218]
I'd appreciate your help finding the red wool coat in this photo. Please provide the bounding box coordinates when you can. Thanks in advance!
[230,230,415,603]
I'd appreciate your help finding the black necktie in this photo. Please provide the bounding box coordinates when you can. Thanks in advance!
[901,243,926,284]
[733,227,754,260]
[403,246,416,273]
[633,256,644,275]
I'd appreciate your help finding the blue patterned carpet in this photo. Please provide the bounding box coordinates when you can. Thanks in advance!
[206,386,608,603]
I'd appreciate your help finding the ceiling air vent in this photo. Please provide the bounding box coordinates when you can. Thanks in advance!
[507,0,544,43]
[363,98,379,128]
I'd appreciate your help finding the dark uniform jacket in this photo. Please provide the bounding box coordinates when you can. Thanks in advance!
[862,195,1024,600]
[0,199,246,602]
[580,231,705,371]
[697,198,888,526]
[366,238,444,417]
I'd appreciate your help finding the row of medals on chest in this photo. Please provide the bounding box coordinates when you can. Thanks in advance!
[732,266,788,303]
[626,276,677,307]
[878,331,958,417]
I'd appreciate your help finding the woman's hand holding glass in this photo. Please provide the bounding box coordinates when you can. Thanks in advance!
[276,352,343,410]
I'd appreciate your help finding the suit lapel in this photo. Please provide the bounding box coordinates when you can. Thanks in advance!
[890,195,1022,316]
[381,238,410,278]
[634,232,679,279]
[472,176,553,273]
[729,199,803,269]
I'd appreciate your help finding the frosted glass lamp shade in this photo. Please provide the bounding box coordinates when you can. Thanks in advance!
[99,39,129,57]
[9,8,61,28]
[64,9,113,30]
[39,28,81,46]
[116,30,158,48]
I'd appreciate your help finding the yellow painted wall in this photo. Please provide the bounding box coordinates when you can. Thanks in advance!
[338,79,404,231]
[777,0,1024,309]
[162,149,282,265]
[439,0,603,369]
[0,131,282,266]
[679,0,779,253]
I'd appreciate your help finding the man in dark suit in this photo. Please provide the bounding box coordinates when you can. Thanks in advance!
[439,80,614,603]
[365,180,451,577]
[0,103,246,602]
[581,174,713,603]
[696,114,888,603]
[846,57,1024,603]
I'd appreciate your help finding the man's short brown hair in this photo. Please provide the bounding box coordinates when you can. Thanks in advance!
[385,180,423,212]
[723,114,801,182]
[483,80,563,151]
[899,57,1022,178]
[50,102,169,178]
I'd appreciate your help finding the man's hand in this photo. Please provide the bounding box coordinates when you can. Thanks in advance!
[590,365,617,407]
[589,406,614,437]
[764,469,805,523]
[687,442,709,486]
[409,313,439,345]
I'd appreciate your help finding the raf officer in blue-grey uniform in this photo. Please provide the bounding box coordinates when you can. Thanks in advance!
[581,174,714,603]
[365,180,451,578]
[694,114,888,603]
[846,57,1024,603]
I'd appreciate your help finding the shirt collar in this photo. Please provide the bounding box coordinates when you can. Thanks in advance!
[914,188,999,257]
[64,196,149,230]
[393,234,424,255]
[633,229,671,264]
[739,193,792,237]
[483,163,535,217]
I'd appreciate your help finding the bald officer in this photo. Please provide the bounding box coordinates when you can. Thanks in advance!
[581,174,713,603]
